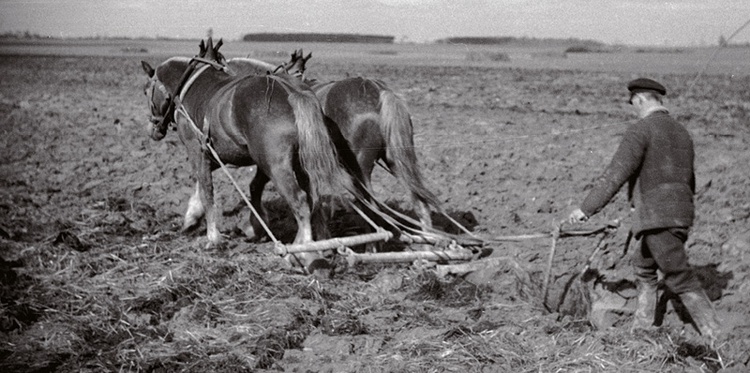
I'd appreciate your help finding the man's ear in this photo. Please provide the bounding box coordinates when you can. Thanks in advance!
[632,93,643,105]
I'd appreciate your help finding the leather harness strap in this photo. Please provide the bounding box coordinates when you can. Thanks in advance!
[174,64,213,150]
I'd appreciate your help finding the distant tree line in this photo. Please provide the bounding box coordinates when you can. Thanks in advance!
[437,36,516,45]
[436,36,606,47]
[242,33,394,43]
[0,31,47,39]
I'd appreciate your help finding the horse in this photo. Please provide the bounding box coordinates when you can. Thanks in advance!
[140,39,353,273]
[280,50,440,229]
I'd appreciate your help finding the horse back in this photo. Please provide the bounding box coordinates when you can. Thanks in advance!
[199,74,300,167]
[316,78,386,150]
[226,58,277,77]
[320,77,383,115]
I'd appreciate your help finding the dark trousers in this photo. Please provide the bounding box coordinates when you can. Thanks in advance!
[631,227,702,295]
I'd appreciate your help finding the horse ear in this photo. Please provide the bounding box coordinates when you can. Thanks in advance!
[141,61,155,77]
[305,52,312,61]
[199,39,206,55]
[204,38,215,59]
[215,38,223,52]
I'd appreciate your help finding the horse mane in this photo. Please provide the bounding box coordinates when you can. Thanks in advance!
[227,57,278,76]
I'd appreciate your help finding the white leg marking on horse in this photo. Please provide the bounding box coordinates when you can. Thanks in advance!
[206,213,221,245]
[183,182,204,230]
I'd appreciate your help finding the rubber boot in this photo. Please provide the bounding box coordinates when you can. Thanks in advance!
[679,290,721,342]
[630,281,658,332]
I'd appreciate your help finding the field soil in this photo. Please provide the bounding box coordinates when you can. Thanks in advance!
[1,44,749,372]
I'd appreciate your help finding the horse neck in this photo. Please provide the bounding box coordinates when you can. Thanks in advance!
[158,57,192,94]
[161,58,232,116]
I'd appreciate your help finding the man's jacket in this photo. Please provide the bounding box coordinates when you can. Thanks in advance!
[581,110,695,236]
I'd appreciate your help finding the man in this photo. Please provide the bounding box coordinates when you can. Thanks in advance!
[568,78,720,341]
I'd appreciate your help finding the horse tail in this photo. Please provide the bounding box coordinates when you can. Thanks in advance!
[378,84,442,210]
[286,87,350,205]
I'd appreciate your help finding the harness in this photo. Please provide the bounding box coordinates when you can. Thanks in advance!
[148,80,171,119]
[173,64,213,150]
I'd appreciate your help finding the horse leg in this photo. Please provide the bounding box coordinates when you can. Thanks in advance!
[413,198,433,228]
[182,181,205,232]
[271,167,328,273]
[356,163,383,253]
[197,154,221,248]
[244,170,269,241]
[309,184,331,242]
[382,156,433,229]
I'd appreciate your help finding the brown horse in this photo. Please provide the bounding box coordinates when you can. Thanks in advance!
[140,39,352,272]
[281,50,440,228]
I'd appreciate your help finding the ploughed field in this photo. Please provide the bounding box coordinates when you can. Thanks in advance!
[1,43,749,372]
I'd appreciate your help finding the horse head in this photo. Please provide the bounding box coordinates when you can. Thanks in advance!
[141,60,173,141]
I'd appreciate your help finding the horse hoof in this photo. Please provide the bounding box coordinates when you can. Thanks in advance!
[235,224,253,239]
[283,255,332,276]
[181,220,201,234]
[204,238,227,251]
[306,258,333,278]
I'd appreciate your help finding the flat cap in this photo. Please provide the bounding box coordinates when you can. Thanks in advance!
[627,78,666,95]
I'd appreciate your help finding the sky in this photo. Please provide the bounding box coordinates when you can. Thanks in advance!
[1,0,749,46]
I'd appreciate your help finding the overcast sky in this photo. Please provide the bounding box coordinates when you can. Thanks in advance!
[1,0,749,46]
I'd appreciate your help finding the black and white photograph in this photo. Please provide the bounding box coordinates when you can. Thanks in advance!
[1,1,749,371]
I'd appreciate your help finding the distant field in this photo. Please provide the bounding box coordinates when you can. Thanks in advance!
[1,38,748,75]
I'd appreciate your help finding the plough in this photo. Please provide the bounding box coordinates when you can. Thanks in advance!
[272,206,619,272]
[274,229,477,267]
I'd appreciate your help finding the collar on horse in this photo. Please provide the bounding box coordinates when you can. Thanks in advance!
[174,63,214,151]
[190,56,229,73]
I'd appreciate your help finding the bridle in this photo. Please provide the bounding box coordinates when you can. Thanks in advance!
[146,77,171,125]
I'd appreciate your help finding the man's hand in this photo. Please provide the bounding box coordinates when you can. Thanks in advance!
[568,208,588,224]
